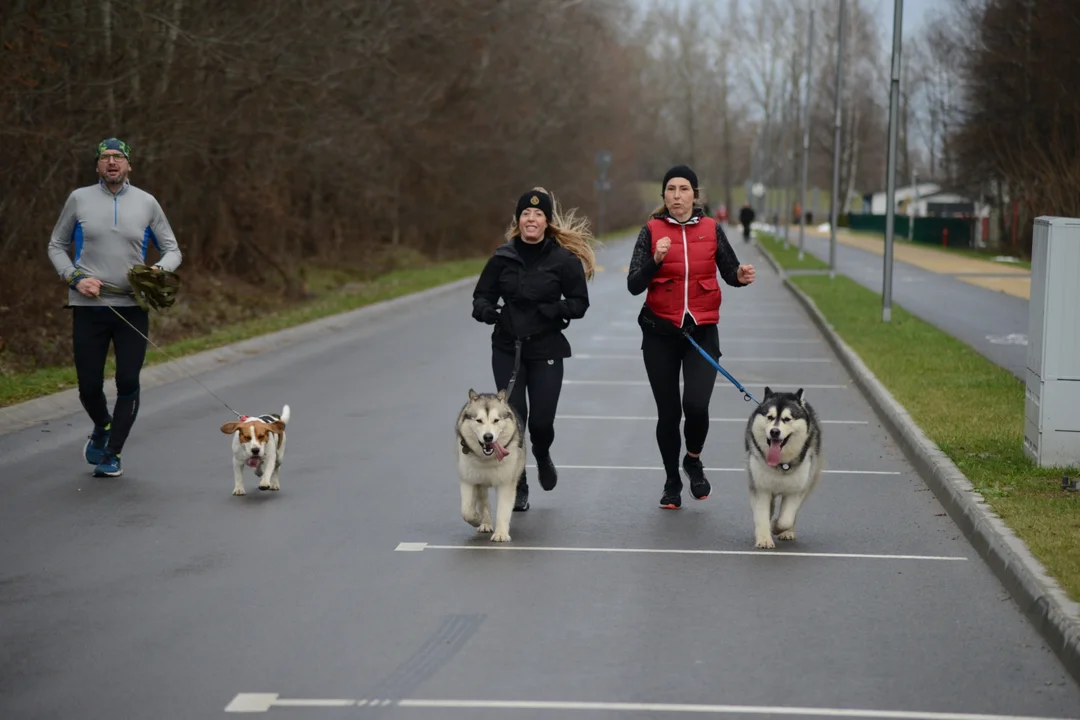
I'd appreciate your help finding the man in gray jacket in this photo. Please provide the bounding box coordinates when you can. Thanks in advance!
[47,138,183,477]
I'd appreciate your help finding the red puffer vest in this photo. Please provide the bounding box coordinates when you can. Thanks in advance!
[644,215,721,326]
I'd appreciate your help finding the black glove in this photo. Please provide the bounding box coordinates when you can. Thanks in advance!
[481,306,500,325]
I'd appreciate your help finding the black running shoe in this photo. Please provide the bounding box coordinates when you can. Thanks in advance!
[535,453,558,491]
[683,454,711,500]
[514,473,530,512]
[659,476,682,509]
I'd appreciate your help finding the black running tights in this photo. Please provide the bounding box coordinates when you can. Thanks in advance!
[72,305,149,454]
[641,323,719,478]
[492,348,564,459]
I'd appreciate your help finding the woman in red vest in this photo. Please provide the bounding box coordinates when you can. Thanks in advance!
[472,188,596,511]
[627,165,756,509]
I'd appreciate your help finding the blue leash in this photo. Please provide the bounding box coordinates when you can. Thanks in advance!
[683,331,760,404]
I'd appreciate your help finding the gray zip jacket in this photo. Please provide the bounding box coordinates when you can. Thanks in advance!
[47,181,183,307]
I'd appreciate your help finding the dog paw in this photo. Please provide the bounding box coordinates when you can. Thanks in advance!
[754,536,776,549]
[490,530,511,542]
[258,482,270,491]
[232,488,246,496]
[477,522,493,533]
[269,484,280,491]
[777,530,796,541]
[462,512,481,528]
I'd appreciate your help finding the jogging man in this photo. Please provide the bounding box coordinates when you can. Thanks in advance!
[47,138,183,477]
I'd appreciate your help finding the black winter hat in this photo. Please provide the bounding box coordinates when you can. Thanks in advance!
[516,189,553,222]
[661,165,699,197]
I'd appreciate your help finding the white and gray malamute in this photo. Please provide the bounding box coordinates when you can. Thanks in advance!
[744,387,824,548]
[455,388,526,542]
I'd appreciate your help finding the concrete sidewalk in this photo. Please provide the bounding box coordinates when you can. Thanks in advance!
[785,224,1031,300]
[755,223,1032,380]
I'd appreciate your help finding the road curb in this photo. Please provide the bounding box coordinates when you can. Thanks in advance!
[755,241,1080,686]
[0,275,478,437]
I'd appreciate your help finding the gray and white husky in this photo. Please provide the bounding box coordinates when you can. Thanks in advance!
[455,388,526,542]
[744,387,824,548]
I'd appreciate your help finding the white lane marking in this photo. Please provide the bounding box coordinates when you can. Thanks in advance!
[225,694,278,712]
[395,543,966,561]
[573,354,833,362]
[986,333,1028,345]
[555,414,867,425]
[591,336,822,343]
[523,464,900,476]
[398,699,1064,719]
[275,698,357,707]
[562,380,848,389]
[230,695,1070,718]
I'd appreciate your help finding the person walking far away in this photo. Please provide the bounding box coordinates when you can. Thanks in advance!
[739,202,756,243]
[627,165,756,509]
[472,187,595,512]
[47,137,183,478]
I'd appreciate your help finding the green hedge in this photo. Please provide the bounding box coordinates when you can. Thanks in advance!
[846,214,975,248]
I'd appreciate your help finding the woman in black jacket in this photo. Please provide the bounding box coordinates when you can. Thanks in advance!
[472,188,595,511]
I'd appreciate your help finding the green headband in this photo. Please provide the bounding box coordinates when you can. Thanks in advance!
[96,138,131,160]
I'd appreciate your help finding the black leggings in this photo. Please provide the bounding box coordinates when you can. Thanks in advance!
[72,305,150,454]
[641,323,719,477]
[492,348,564,459]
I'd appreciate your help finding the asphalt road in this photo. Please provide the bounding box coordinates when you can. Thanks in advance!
[1,233,1077,719]
[761,225,1031,381]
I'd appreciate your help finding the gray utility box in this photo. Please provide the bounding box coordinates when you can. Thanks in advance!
[1024,216,1080,467]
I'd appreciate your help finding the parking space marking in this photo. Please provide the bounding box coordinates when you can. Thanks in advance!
[228,694,1071,717]
[573,354,833,362]
[394,543,966,562]
[562,380,848,389]
[590,335,823,344]
[555,414,867,425]
[523,464,899,476]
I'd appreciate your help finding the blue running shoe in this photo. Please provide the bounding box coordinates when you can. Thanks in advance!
[93,453,122,478]
[84,424,111,465]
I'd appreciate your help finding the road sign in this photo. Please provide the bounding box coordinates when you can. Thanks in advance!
[752,183,765,197]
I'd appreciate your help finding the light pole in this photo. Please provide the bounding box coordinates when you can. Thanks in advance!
[798,8,815,261]
[828,0,847,279]
[882,0,904,322]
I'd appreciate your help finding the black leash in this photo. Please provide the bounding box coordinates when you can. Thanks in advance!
[504,339,523,398]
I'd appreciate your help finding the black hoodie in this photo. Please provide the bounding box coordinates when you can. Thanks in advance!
[471,234,590,359]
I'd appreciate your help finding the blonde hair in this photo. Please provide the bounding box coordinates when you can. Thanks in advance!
[505,186,598,280]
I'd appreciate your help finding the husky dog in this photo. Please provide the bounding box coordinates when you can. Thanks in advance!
[455,388,526,542]
[744,387,823,548]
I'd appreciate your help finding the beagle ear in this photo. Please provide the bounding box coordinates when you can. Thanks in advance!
[268,421,286,434]
[220,421,240,435]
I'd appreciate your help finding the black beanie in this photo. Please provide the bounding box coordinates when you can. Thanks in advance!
[661,165,699,197]
[516,190,553,222]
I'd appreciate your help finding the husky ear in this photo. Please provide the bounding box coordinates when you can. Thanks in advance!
[468,388,479,401]
[795,388,805,404]
[763,386,773,400]
[496,388,507,401]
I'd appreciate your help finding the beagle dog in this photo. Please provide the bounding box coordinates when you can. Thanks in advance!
[220,405,290,496]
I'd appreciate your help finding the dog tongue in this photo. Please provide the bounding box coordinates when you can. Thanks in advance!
[492,441,509,461]
[246,457,260,467]
[767,440,782,467]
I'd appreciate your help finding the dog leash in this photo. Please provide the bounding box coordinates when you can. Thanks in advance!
[84,273,245,420]
[505,339,523,398]
[682,330,759,404]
